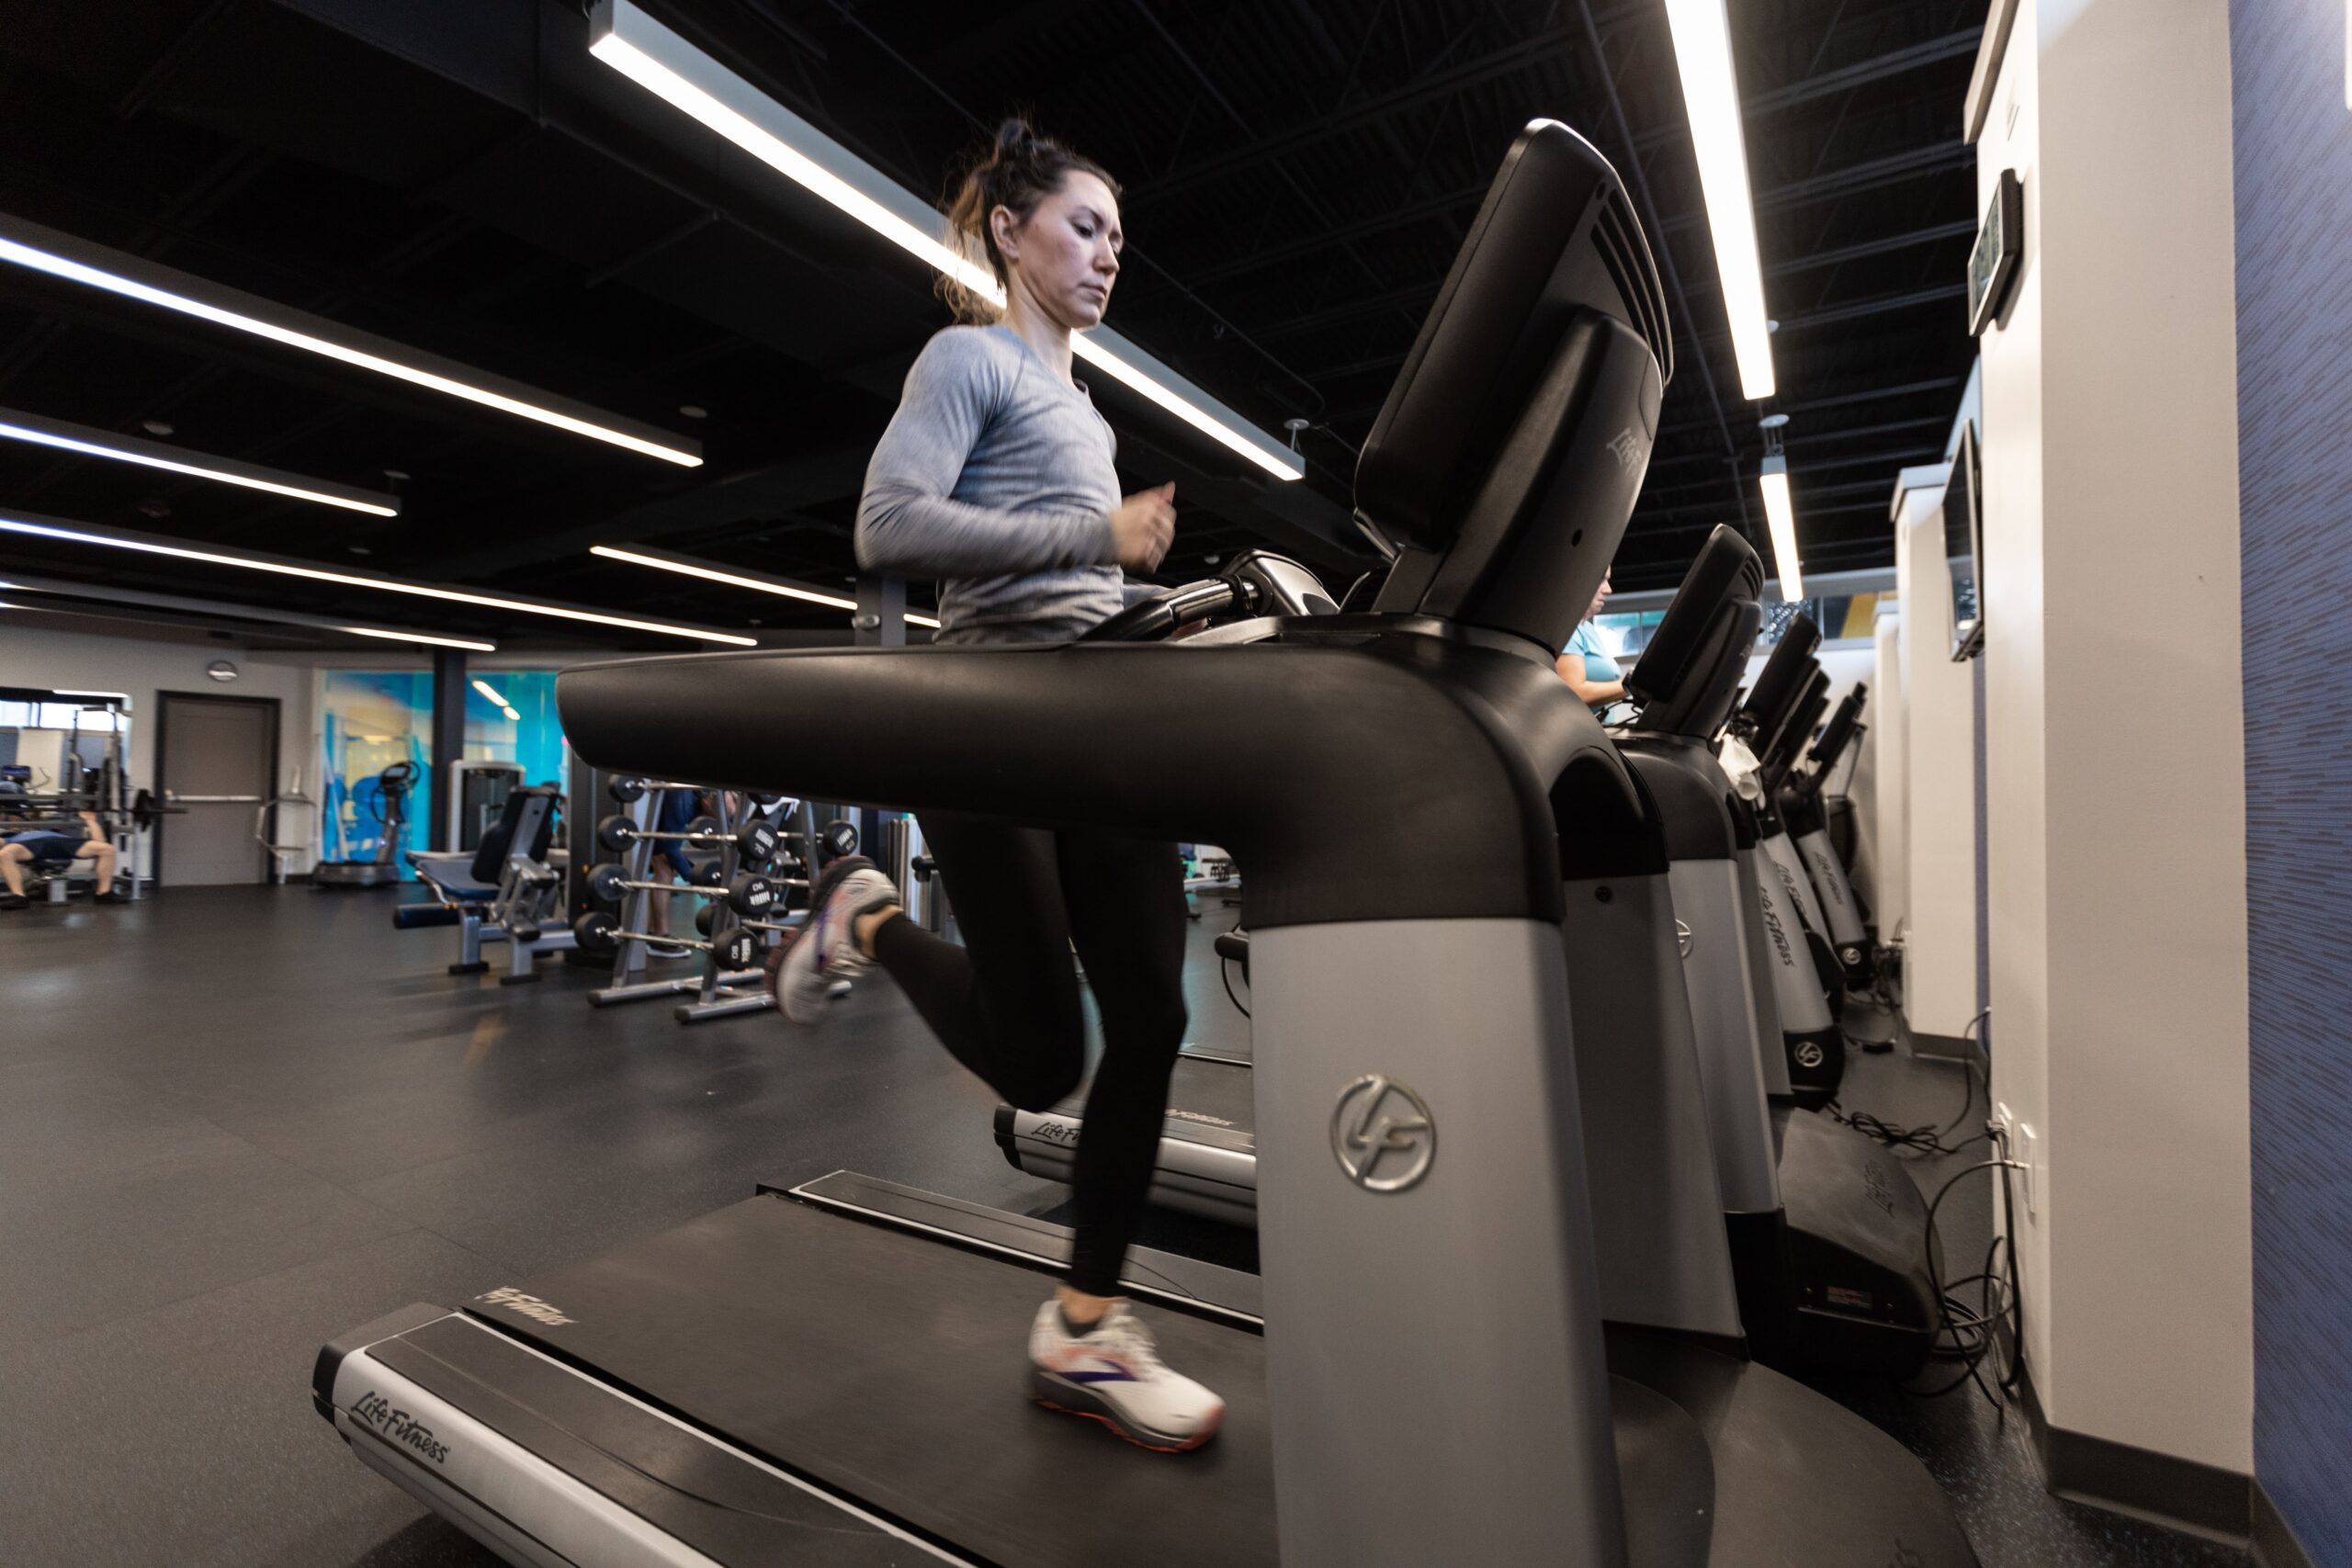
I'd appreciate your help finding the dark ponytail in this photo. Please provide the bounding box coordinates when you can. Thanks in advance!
[940,118,1120,323]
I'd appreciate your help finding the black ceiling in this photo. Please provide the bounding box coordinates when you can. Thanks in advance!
[0,0,1982,649]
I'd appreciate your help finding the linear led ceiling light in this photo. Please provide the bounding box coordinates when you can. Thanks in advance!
[471,678,511,707]
[0,512,753,645]
[1664,0,1777,400]
[0,570,497,650]
[1758,414,1801,601]
[0,405,401,516]
[0,570,498,650]
[336,626,498,652]
[593,543,944,629]
[0,213,701,468]
[587,0,1302,482]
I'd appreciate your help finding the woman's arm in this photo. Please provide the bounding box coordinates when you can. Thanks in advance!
[1554,652,1626,707]
[855,333,1117,578]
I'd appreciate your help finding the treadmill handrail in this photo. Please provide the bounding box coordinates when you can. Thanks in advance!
[560,630,1634,930]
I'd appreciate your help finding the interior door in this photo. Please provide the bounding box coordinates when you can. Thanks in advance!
[158,694,277,886]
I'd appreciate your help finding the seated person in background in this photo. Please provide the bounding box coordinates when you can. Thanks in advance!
[1556,568,1628,716]
[2,812,121,909]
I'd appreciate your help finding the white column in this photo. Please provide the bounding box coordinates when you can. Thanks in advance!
[1868,600,1906,936]
[1971,0,2251,1472]
[1894,482,1978,1047]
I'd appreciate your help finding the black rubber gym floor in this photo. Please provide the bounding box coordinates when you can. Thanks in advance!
[0,885,2245,1567]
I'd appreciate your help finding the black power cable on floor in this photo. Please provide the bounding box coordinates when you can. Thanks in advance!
[1826,1053,1987,1157]
[1905,1155,2030,1408]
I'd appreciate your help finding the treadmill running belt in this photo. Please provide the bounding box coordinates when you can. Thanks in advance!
[460,1193,1277,1568]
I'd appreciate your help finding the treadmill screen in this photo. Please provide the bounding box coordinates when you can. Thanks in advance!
[1945,420,1984,660]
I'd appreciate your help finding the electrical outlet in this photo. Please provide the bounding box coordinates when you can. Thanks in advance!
[1991,1103,2038,1220]
[2016,1121,2040,1219]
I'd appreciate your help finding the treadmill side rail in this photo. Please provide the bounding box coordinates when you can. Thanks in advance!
[332,1339,725,1568]
[325,1315,977,1568]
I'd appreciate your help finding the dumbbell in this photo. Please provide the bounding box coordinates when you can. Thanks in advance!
[595,811,780,864]
[819,818,858,859]
[606,776,649,804]
[586,861,778,915]
[699,903,804,941]
[571,910,759,970]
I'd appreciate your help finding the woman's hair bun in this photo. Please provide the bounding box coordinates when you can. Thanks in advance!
[992,118,1042,162]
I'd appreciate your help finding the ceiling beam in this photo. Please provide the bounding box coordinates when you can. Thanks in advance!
[1662,143,1976,232]
[1657,375,1962,437]
[1691,283,1968,346]
[1678,219,1978,295]
[1132,3,1652,207]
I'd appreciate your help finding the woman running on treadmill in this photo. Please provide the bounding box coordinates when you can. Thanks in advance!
[764,119,1219,1452]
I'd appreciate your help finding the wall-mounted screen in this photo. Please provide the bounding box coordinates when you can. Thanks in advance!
[1946,420,1984,660]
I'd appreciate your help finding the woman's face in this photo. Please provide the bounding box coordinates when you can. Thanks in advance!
[1587,569,1612,622]
[994,172,1123,331]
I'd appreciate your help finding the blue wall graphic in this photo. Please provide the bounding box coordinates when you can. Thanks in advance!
[2230,5,2352,1562]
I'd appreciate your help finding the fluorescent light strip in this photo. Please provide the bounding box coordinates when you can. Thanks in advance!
[588,2,1302,482]
[0,227,701,468]
[1664,0,1777,400]
[340,626,498,652]
[471,678,511,707]
[0,409,400,516]
[1758,456,1803,602]
[503,705,523,722]
[592,544,943,629]
[0,513,754,646]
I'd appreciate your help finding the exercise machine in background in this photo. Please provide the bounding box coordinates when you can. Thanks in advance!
[446,760,522,853]
[397,784,575,984]
[313,761,414,889]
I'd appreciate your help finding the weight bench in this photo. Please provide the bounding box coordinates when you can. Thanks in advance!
[397,784,576,984]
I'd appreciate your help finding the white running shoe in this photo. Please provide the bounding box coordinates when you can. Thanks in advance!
[764,856,897,1023]
[1028,1299,1225,1451]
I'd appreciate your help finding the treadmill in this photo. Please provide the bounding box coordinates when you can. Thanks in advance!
[316,118,1975,1567]
[1778,684,1874,987]
[1008,527,1945,1378]
[1726,626,1850,1106]
[1613,547,1940,1378]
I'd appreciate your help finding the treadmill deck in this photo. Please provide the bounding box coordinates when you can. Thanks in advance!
[396,1193,1274,1568]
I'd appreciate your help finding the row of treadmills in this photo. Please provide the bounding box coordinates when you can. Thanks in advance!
[1001,596,1937,1380]
[315,119,1984,1566]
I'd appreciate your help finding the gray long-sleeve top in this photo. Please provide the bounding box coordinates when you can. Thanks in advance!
[855,325,1126,645]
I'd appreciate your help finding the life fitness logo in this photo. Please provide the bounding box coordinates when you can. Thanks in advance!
[1330,1075,1436,1192]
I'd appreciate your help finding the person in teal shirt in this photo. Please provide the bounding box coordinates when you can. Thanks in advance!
[1556,568,1628,716]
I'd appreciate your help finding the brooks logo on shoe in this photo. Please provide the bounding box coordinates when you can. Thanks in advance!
[1061,1356,1140,1385]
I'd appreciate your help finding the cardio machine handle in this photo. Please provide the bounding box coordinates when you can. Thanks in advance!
[1080,579,1243,643]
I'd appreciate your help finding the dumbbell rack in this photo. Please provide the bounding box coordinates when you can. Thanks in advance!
[673,788,797,1023]
[582,784,825,1023]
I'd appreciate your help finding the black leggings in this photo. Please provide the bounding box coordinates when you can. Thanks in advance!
[869,814,1189,1296]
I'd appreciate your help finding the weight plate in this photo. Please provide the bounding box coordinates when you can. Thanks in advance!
[587,863,628,904]
[572,910,620,952]
[595,813,638,852]
[606,776,647,804]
